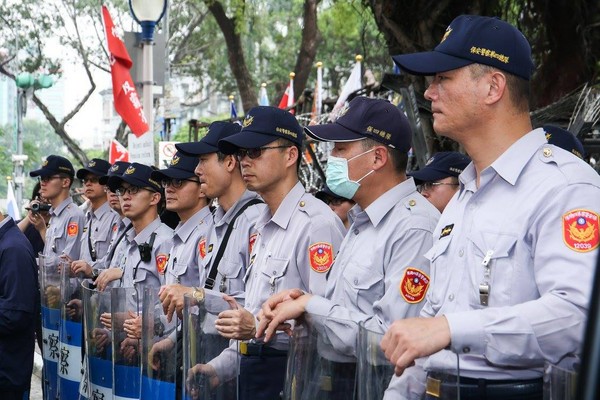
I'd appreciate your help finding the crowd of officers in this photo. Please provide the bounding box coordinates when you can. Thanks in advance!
[5,13,600,400]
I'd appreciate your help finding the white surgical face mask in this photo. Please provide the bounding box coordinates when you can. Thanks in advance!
[325,148,375,199]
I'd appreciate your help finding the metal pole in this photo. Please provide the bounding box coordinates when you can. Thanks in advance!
[14,90,24,208]
[142,40,153,137]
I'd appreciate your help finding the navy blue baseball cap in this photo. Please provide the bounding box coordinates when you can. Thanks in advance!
[30,155,75,177]
[305,97,412,152]
[107,163,161,193]
[315,185,351,202]
[409,151,471,184]
[176,121,242,156]
[544,125,585,159]
[76,158,111,179]
[392,15,534,81]
[99,161,131,185]
[218,106,304,154]
[151,152,199,180]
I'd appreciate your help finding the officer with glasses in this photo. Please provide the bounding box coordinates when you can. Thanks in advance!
[70,159,120,278]
[94,161,133,291]
[315,185,354,229]
[100,163,174,337]
[29,155,85,267]
[410,152,471,213]
[194,107,345,400]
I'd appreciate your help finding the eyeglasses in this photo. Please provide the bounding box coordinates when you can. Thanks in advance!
[417,182,459,193]
[324,197,348,206]
[38,175,63,183]
[115,186,150,196]
[235,145,292,160]
[160,178,200,189]
[80,176,100,185]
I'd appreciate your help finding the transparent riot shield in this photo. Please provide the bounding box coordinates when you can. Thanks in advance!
[58,258,85,399]
[543,356,579,400]
[284,315,358,400]
[182,292,238,400]
[141,287,178,399]
[356,322,394,400]
[82,281,113,399]
[112,287,141,400]
[39,253,61,400]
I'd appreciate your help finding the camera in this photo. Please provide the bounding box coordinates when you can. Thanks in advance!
[31,202,51,212]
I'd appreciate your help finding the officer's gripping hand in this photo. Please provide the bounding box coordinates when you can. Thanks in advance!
[214,295,256,340]
[94,268,123,292]
[381,316,451,376]
[71,260,93,278]
[187,363,220,397]
[123,311,142,339]
[257,292,311,343]
[159,284,193,323]
[148,336,175,371]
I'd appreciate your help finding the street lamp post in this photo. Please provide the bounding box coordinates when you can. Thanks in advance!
[129,0,167,165]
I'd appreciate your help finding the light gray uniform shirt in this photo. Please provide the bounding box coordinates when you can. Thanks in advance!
[118,218,173,310]
[43,197,85,266]
[305,178,440,355]
[79,202,120,266]
[209,182,346,381]
[388,129,600,399]
[201,190,265,303]
[164,206,213,286]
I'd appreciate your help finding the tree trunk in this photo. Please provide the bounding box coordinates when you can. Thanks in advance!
[31,93,89,166]
[206,0,258,113]
[292,0,322,105]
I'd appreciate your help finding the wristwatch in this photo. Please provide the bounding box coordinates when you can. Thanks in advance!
[192,287,205,303]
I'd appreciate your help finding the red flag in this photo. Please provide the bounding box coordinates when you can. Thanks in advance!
[102,5,148,137]
[109,139,130,164]
[277,73,295,114]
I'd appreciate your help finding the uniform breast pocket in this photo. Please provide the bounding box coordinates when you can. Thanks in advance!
[218,258,243,293]
[467,231,518,307]
[343,263,382,313]
[424,237,453,307]
[92,228,113,256]
[167,261,188,282]
[133,266,148,284]
[261,257,289,294]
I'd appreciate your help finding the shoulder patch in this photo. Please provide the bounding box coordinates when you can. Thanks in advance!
[249,233,258,255]
[67,222,79,237]
[563,209,599,252]
[198,238,207,259]
[399,267,430,303]
[156,254,169,275]
[309,242,334,273]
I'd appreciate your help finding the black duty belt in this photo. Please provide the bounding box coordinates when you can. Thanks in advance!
[239,342,287,357]
[426,372,543,400]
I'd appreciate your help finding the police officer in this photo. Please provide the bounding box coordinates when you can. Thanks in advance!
[163,121,265,317]
[196,107,346,400]
[30,155,85,266]
[151,152,212,317]
[94,161,133,291]
[0,213,39,400]
[103,163,173,338]
[71,158,120,277]
[409,152,471,212]
[381,15,600,399]
[257,97,440,392]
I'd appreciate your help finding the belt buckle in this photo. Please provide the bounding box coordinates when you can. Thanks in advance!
[320,375,332,392]
[426,376,441,398]
[239,342,248,355]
